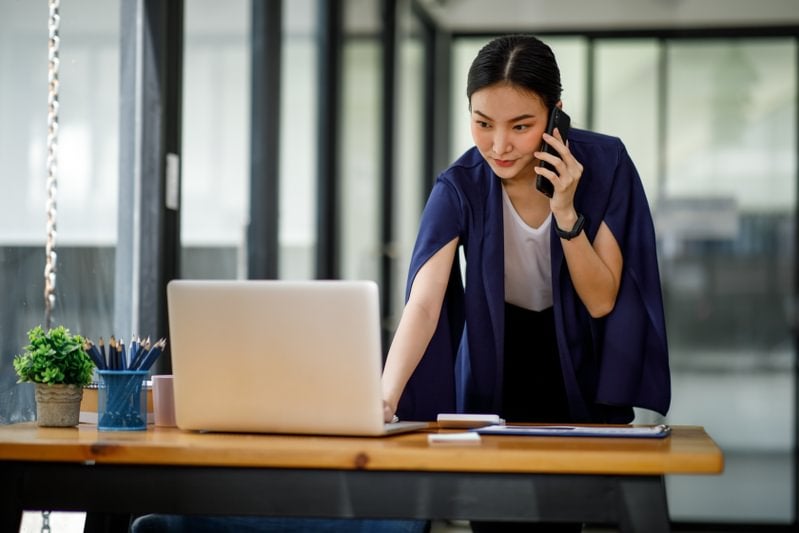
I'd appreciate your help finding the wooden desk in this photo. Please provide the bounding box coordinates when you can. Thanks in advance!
[0,423,723,533]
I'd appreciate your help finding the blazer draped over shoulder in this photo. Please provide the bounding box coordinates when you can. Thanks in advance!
[396,129,670,423]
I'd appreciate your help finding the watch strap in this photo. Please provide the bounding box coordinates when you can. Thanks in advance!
[555,213,585,240]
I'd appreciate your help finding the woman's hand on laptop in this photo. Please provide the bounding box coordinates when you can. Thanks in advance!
[383,400,398,423]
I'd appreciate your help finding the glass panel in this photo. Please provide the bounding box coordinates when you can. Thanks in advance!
[594,40,660,198]
[183,0,318,281]
[450,37,487,160]
[546,37,589,130]
[181,0,250,280]
[341,0,381,283]
[0,0,119,422]
[660,38,796,524]
[279,0,318,279]
[392,1,425,324]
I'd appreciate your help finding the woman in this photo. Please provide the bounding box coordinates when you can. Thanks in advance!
[382,30,670,473]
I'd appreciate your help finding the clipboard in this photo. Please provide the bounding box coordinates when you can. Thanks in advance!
[475,423,671,439]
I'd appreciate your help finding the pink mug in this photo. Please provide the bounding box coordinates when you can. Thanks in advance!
[151,374,177,427]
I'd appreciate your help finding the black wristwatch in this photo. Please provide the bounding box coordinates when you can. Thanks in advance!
[555,213,585,240]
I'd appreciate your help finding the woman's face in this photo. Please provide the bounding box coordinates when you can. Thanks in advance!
[470,83,551,182]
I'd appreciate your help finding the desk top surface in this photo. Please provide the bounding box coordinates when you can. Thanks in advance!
[0,423,723,476]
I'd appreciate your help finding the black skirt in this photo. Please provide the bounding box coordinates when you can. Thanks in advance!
[501,302,572,423]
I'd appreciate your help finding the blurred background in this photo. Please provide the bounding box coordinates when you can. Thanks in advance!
[1,0,797,529]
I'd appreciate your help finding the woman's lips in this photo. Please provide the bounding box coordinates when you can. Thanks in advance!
[494,159,515,168]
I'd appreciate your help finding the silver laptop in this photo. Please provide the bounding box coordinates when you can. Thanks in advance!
[166,279,427,436]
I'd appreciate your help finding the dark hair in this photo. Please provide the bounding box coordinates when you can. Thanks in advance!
[466,34,562,110]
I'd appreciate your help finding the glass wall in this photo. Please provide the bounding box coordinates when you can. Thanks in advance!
[598,38,797,524]
[594,40,660,198]
[452,34,797,525]
[181,0,319,281]
[0,0,119,423]
[341,0,382,283]
[182,0,250,280]
[340,0,429,325]
[657,38,796,524]
[279,0,319,279]
[391,0,426,325]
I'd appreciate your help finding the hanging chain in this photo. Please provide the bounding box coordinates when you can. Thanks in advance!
[41,1,60,529]
[44,0,60,331]
[40,510,51,533]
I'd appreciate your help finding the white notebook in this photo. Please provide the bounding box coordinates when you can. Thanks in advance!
[166,279,427,436]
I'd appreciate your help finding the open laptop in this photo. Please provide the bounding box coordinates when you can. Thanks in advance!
[166,279,427,436]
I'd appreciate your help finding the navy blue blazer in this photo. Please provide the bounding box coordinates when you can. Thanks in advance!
[396,129,670,423]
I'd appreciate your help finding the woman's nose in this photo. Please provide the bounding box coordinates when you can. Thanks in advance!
[492,131,511,155]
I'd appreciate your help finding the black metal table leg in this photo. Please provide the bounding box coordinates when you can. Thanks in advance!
[617,476,670,533]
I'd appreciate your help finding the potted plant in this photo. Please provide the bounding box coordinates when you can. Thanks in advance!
[12,325,96,427]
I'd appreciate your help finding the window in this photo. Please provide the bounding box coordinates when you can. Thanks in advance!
[182,0,250,280]
[0,0,120,423]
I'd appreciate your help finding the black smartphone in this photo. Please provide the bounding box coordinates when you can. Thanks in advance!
[535,107,571,198]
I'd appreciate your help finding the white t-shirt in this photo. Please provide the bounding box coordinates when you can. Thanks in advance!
[502,186,553,311]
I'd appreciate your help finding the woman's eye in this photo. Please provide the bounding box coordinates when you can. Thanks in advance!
[514,124,530,131]
[476,121,490,128]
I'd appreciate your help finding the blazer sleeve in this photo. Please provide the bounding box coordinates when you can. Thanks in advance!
[396,178,466,421]
[594,145,671,416]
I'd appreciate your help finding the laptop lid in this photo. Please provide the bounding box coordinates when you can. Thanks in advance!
[166,279,423,436]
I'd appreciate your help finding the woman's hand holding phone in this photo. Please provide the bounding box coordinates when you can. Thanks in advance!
[535,107,572,198]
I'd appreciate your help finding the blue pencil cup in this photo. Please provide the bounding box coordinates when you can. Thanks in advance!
[97,370,148,431]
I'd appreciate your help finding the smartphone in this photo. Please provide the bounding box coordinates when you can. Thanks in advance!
[535,107,571,198]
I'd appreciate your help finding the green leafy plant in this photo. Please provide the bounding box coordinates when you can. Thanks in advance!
[12,325,95,386]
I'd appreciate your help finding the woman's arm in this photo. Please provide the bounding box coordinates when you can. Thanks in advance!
[536,130,624,318]
[554,215,623,318]
[381,236,459,422]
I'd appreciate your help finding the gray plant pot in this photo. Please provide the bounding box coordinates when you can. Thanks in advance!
[34,383,83,427]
